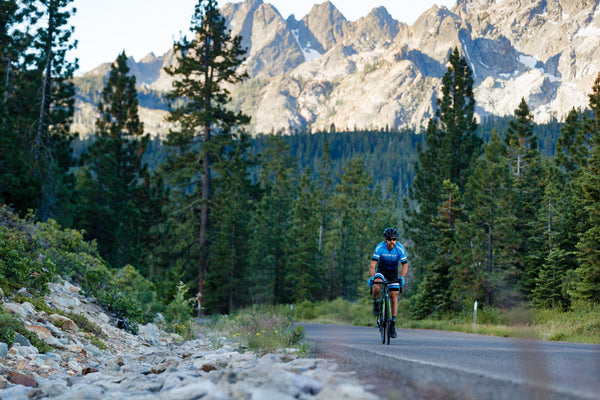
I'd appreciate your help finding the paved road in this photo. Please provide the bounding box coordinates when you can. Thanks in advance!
[299,322,600,400]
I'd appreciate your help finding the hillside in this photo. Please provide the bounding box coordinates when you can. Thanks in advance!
[72,0,600,137]
[0,207,374,399]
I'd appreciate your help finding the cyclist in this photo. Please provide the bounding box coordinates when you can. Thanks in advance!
[367,227,408,338]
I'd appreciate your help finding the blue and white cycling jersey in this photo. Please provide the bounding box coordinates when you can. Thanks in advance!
[372,241,408,272]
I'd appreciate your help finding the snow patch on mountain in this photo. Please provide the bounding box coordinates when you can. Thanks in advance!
[518,55,559,83]
[291,29,322,61]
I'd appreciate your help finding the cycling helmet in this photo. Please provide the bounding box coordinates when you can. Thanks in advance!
[383,227,398,238]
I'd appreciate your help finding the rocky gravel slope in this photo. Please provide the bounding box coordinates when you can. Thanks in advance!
[0,279,377,399]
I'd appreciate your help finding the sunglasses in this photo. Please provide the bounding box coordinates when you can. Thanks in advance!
[386,237,397,241]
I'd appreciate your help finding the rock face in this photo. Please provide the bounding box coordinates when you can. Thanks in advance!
[0,279,377,399]
[73,0,600,136]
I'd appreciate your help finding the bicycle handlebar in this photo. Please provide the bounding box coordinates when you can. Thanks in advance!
[373,278,402,284]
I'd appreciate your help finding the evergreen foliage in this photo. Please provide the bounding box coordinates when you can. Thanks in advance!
[204,130,257,313]
[162,0,250,315]
[286,167,323,303]
[504,98,545,299]
[246,135,296,305]
[30,0,78,223]
[3,0,600,321]
[407,48,482,317]
[572,73,600,303]
[74,51,150,269]
[0,0,77,223]
[456,132,518,308]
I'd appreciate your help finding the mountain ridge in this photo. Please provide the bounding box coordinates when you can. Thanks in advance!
[72,0,600,137]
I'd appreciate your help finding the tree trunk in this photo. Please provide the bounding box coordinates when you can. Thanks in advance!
[34,4,54,170]
[485,185,494,307]
[198,125,211,317]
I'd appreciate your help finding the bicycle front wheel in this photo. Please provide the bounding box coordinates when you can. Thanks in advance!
[383,297,391,345]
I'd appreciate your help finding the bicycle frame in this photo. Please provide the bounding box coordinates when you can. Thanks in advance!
[374,278,401,345]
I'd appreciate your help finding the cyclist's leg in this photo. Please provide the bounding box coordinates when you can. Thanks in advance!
[372,273,384,315]
[387,271,400,339]
[372,273,384,298]
[390,290,399,318]
[381,269,400,317]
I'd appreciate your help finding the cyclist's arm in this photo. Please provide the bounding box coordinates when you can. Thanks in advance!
[369,259,377,278]
[400,261,408,279]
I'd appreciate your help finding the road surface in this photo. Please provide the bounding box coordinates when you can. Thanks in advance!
[299,322,600,400]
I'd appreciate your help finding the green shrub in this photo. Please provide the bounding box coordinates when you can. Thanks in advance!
[82,263,150,330]
[0,309,52,353]
[64,312,104,337]
[214,308,305,355]
[114,265,162,323]
[12,293,57,315]
[0,226,55,295]
[163,281,194,337]
[85,333,107,350]
[0,311,17,345]
[0,207,160,334]
[35,219,105,282]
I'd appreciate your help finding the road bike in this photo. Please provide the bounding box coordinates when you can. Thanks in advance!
[374,278,401,345]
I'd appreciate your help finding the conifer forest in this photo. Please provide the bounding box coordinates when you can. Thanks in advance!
[2,0,600,319]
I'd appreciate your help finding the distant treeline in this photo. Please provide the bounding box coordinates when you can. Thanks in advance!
[132,117,562,199]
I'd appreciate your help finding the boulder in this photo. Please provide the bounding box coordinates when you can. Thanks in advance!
[48,314,78,333]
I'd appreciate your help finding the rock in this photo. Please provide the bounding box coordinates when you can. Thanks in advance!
[316,383,379,400]
[9,344,38,357]
[0,384,30,399]
[291,374,325,395]
[13,333,32,347]
[158,380,215,400]
[138,323,161,346]
[7,371,38,387]
[0,342,8,358]
[2,303,30,319]
[151,359,179,374]
[48,314,78,333]
[82,367,98,375]
[69,285,80,293]
[0,277,380,400]
[25,324,52,340]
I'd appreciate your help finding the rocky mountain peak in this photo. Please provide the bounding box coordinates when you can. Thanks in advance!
[350,7,400,50]
[302,1,351,51]
[72,0,600,137]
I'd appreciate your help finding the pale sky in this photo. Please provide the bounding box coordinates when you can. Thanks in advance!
[70,0,456,74]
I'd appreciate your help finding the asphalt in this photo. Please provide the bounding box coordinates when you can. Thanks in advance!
[300,322,600,400]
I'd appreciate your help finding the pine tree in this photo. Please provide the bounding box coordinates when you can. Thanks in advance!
[573,142,600,303]
[247,135,296,304]
[30,0,78,222]
[411,180,462,318]
[403,118,444,279]
[405,48,481,314]
[329,157,378,300]
[0,0,40,211]
[316,140,334,299]
[163,0,249,315]
[531,109,589,308]
[286,167,323,303]
[204,130,256,313]
[572,72,600,303]
[438,48,481,192]
[454,132,518,308]
[0,0,76,221]
[504,98,545,298]
[75,52,149,268]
